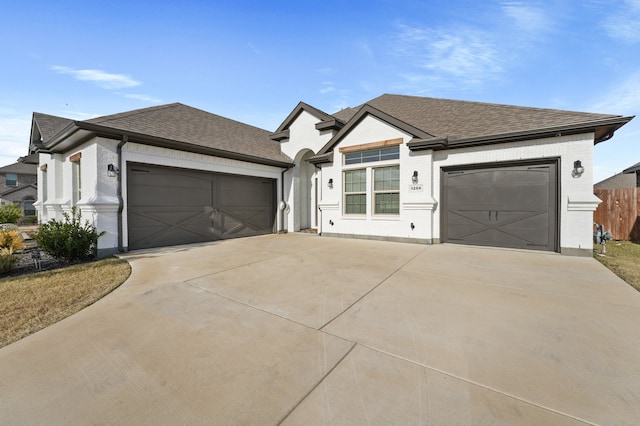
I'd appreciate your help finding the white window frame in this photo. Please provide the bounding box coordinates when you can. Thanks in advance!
[373,165,400,215]
[343,168,367,215]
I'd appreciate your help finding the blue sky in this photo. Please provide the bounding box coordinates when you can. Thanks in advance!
[1,0,639,182]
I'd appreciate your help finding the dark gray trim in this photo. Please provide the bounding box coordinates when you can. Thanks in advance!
[43,121,294,169]
[623,161,640,174]
[440,158,560,253]
[408,116,634,151]
[315,104,434,156]
[308,152,333,165]
[116,135,127,253]
[270,129,290,141]
[272,102,336,134]
[315,118,344,132]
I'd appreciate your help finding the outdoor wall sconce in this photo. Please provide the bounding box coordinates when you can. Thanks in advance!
[329,220,334,226]
[107,164,119,177]
[412,170,419,184]
[328,178,333,188]
[411,222,415,230]
[572,160,584,178]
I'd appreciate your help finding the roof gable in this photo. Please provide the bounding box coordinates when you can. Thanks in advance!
[271,102,344,141]
[32,113,74,142]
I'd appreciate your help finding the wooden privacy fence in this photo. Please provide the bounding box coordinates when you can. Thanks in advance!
[593,188,640,241]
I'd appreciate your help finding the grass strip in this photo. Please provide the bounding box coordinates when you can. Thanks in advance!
[0,257,131,348]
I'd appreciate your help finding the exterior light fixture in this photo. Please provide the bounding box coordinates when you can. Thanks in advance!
[412,170,419,184]
[572,160,584,178]
[328,178,333,188]
[107,164,119,177]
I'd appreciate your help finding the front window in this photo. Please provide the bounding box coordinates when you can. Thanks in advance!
[23,196,36,216]
[6,173,17,186]
[72,159,82,204]
[344,146,399,165]
[374,166,400,214]
[344,169,367,214]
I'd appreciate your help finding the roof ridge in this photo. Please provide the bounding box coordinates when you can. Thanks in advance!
[373,93,621,118]
[87,102,182,124]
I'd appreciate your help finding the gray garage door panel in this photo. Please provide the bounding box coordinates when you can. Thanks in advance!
[128,164,275,250]
[443,162,557,251]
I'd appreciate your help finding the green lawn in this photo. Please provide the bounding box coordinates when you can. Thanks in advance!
[594,241,640,292]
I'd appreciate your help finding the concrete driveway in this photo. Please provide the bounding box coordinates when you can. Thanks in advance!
[1,234,639,425]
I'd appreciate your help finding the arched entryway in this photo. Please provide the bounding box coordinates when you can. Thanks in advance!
[290,149,317,232]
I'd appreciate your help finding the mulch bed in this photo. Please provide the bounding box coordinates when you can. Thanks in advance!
[1,239,79,279]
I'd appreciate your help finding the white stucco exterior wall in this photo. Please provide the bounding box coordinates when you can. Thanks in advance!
[315,115,599,254]
[37,137,286,257]
[431,133,599,254]
[279,110,335,232]
[319,115,435,242]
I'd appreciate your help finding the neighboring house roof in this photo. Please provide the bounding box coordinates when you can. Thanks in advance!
[623,161,640,174]
[309,94,633,162]
[0,183,37,198]
[594,172,637,189]
[0,162,37,175]
[38,103,293,168]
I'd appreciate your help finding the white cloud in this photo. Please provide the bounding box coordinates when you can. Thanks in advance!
[602,0,640,43]
[118,93,163,103]
[319,82,335,94]
[501,2,548,33]
[590,71,640,114]
[391,24,503,87]
[51,66,141,89]
[0,117,31,166]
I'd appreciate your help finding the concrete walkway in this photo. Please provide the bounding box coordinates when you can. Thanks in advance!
[1,234,639,425]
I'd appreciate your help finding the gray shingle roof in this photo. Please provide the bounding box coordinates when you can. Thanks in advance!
[335,94,625,140]
[84,103,292,165]
[311,94,633,158]
[0,162,37,175]
[33,113,73,141]
[623,161,640,174]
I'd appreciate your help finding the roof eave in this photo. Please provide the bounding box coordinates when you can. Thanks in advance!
[407,116,635,152]
[46,121,294,168]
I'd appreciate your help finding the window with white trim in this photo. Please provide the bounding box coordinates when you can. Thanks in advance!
[374,166,400,214]
[71,155,82,205]
[344,169,366,214]
[6,173,17,187]
[344,146,399,165]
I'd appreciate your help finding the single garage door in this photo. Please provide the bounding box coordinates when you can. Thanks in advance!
[127,163,276,250]
[442,161,558,251]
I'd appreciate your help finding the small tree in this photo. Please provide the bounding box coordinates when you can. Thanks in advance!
[0,203,23,224]
[36,207,105,262]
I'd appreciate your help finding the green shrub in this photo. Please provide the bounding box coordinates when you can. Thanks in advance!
[0,229,25,253]
[0,248,16,273]
[36,207,105,262]
[0,203,23,224]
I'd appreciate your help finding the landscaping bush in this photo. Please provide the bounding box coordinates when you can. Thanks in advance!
[0,229,25,253]
[0,248,17,273]
[36,208,105,262]
[0,203,23,224]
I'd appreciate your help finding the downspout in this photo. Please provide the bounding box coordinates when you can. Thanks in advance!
[117,135,128,252]
[280,168,287,233]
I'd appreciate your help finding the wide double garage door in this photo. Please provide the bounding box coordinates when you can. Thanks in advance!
[127,163,276,250]
[442,160,558,252]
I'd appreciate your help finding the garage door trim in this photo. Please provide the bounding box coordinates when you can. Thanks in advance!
[441,158,560,252]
